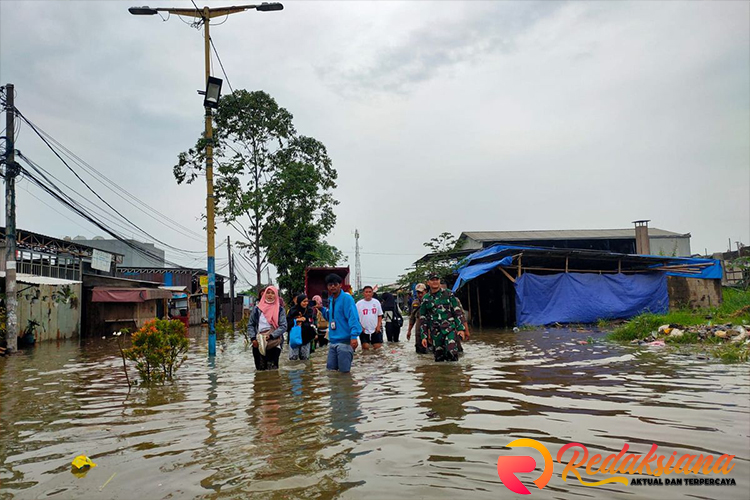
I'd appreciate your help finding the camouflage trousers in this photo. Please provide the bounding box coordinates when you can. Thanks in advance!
[432,330,458,362]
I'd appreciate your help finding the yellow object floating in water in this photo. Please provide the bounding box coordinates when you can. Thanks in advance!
[71,455,97,470]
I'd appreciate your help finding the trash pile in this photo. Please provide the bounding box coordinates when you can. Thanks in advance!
[631,323,749,345]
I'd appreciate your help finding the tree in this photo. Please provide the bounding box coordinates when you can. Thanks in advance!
[262,148,342,299]
[174,90,340,294]
[311,240,346,267]
[398,232,462,287]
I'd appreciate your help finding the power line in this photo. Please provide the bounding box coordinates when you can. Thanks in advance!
[17,151,198,260]
[12,107,206,255]
[16,156,193,269]
[26,119,206,242]
[209,36,234,93]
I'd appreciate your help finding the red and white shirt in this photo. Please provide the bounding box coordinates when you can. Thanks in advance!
[356,298,383,334]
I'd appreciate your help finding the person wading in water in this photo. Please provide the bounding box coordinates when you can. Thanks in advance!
[419,274,466,362]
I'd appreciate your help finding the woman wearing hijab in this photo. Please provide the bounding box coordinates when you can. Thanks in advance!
[287,293,317,361]
[381,292,403,343]
[248,286,287,370]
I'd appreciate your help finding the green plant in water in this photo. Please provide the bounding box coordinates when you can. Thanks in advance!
[115,329,131,388]
[238,316,249,341]
[123,319,189,384]
[216,316,233,336]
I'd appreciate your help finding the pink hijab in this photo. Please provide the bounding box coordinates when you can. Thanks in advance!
[258,286,280,330]
[312,295,322,307]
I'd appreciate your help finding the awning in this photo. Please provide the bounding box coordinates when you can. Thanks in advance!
[92,287,172,303]
[0,272,81,286]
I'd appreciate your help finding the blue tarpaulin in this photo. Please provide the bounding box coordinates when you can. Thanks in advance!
[452,258,513,292]
[652,258,723,279]
[451,244,722,292]
[515,272,668,326]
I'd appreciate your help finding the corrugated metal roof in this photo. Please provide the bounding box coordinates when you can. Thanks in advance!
[0,272,82,285]
[461,228,689,241]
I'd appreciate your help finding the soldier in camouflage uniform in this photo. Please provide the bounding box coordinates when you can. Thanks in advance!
[419,273,466,362]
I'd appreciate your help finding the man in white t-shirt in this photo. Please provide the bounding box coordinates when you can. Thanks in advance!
[356,285,383,350]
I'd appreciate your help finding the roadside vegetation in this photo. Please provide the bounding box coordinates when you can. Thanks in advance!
[608,288,750,362]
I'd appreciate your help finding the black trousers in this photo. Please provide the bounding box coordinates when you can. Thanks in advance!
[252,346,281,370]
[385,321,400,342]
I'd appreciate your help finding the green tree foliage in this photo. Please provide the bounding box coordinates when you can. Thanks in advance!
[398,232,462,287]
[174,90,340,294]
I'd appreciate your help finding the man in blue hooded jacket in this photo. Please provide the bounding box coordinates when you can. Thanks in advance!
[317,273,361,373]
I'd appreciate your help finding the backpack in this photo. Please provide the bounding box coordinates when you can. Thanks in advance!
[395,308,404,328]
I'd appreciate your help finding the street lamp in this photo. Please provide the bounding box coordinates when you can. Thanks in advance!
[130,2,283,357]
[203,77,223,109]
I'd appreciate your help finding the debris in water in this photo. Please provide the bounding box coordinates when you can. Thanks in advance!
[71,455,96,470]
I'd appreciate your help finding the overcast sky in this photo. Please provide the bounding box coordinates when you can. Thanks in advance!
[1,1,748,288]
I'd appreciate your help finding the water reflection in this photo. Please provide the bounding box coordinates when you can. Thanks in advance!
[0,329,748,499]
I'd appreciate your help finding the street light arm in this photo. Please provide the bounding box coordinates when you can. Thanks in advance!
[150,5,264,18]
[130,3,282,18]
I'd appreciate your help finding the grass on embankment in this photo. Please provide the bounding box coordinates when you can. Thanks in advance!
[607,288,750,362]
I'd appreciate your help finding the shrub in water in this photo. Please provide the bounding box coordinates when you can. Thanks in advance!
[124,319,189,384]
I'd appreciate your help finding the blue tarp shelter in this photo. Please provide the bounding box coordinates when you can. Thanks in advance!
[451,244,721,326]
[515,272,668,325]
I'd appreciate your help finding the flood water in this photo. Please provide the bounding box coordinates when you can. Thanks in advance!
[1,328,748,499]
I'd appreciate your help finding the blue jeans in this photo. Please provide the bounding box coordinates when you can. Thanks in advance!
[327,342,354,373]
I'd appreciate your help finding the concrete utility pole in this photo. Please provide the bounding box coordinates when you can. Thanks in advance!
[227,235,235,333]
[129,2,283,357]
[3,83,18,353]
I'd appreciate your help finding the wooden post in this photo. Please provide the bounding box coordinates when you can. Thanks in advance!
[476,283,483,331]
[618,260,621,274]
[565,257,569,273]
[467,282,473,327]
[517,254,522,278]
[498,267,516,283]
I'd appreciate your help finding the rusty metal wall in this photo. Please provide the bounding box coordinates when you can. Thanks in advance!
[17,283,82,341]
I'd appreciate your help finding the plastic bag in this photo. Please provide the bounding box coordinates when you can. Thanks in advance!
[289,325,303,348]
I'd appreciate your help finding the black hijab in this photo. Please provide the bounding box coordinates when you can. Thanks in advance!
[381,292,396,311]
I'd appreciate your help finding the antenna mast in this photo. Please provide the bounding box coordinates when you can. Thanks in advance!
[354,229,362,291]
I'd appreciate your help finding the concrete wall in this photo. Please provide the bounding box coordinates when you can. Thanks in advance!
[77,239,165,267]
[667,276,722,310]
[649,237,691,257]
[18,283,82,341]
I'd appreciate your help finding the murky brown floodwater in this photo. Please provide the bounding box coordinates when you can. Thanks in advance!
[1,328,748,499]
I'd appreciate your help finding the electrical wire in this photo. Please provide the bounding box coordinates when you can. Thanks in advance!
[209,36,234,93]
[13,106,206,255]
[17,158,194,269]
[22,117,206,242]
[17,152,152,238]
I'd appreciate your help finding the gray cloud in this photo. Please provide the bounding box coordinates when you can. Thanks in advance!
[1,1,748,287]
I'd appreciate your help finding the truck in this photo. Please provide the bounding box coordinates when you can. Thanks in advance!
[304,266,351,304]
